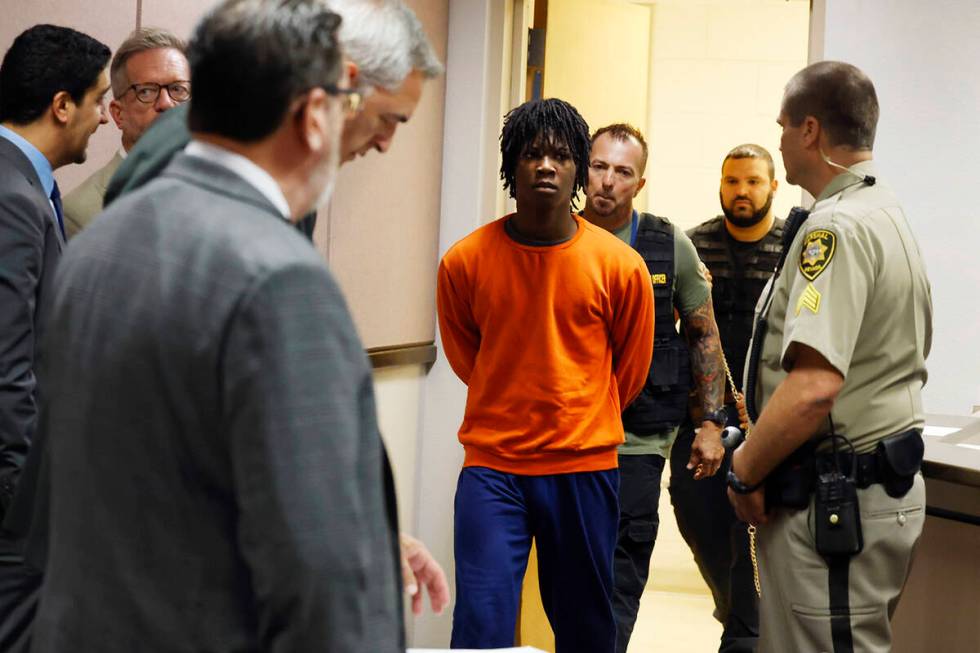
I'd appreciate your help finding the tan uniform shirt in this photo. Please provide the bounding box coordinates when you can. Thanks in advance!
[748,161,933,453]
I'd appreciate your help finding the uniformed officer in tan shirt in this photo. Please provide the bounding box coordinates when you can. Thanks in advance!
[727,61,933,653]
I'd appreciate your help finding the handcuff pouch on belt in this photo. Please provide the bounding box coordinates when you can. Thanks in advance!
[875,428,924,498]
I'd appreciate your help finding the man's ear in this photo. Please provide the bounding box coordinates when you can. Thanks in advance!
[297,87,330,153]
[801,115,821,149]
[770,177,779,194]
[51,90,73,126]
[108,99,124,128]
[634,176,647,196]
[345,60,359,90]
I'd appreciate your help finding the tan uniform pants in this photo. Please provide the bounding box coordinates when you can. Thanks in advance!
[757,474,925,653]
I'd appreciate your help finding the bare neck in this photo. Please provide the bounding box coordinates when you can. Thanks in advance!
[511,201,577,241]
[805,148,873,198]
[582,204,632,234]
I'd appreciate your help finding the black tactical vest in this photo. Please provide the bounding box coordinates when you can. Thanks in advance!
[621,213,692,435]
[686,216,785,387]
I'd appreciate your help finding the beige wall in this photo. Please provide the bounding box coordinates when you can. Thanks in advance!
[543,0,651,133]
[1,0,141,192]
[0,0,217,193]
[542,0,652,210]
[645,0,810,231]
[3,0,448,350]
[321,0,449,349]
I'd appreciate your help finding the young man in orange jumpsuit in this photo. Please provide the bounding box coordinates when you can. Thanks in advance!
[437,98,655,653]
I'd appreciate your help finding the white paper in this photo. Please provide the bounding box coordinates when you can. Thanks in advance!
[923,425,960,437]
[408,648,545,653]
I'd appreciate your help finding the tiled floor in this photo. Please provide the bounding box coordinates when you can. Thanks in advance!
[626,466,723,652]
[518,466,726,652]
[627,590,721,652]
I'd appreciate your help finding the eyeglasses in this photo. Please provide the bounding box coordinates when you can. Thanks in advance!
[125,81,192,104]
[323,84,362,115]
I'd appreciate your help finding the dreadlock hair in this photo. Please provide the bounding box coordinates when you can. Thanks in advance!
[499,98,591,203]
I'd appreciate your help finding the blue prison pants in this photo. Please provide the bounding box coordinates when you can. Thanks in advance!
[451,466,619,653]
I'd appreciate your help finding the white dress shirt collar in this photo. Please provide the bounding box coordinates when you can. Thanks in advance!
[184,140,291,220]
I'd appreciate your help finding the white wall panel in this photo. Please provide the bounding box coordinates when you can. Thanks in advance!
[818,0,980,415]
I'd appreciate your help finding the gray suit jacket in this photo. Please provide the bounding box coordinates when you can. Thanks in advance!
[61,150,122,239]
[32,153,403,652]
[0,137,64,550]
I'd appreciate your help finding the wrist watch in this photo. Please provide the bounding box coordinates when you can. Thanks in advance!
[727,468,763,494]
[702,408,727,427]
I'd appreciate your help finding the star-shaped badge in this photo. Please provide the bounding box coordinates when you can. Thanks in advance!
[799,229,837,281]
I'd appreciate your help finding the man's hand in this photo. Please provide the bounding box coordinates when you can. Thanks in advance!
[400,532,449,616]
[728,486,767,526]
[688,422,725,479]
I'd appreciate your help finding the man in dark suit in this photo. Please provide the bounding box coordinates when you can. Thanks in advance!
[31,1,401,650]
[97,0,449,617]
[0,25,111,652]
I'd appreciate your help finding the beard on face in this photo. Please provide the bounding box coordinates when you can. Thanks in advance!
[720,189,774,227]
[71,144,89,165]
[313,148,340,211]
[312,107,344,211]
[586,190,619,217]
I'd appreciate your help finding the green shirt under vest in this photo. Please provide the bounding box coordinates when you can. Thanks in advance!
[613,216,710,457]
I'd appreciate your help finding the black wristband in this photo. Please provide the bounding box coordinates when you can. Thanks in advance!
[727,468,763,494]
[703,408,727,427]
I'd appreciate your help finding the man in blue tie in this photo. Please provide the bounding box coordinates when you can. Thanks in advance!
[0,24,110,652]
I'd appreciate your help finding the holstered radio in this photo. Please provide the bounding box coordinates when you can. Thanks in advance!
[813,435,863,558]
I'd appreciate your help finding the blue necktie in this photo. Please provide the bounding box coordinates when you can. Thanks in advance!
[50,181,65,240]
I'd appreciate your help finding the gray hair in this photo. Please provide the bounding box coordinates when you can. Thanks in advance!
[327,0,442,91]
[110,27,186,98]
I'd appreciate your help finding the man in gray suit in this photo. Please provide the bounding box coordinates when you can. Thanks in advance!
[0,25,110,652]
[62,27,189,238]
[31,1,402,650]
[96,0,449,614]
[105,0,444,203]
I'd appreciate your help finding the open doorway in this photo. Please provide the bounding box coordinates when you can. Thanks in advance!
[509,2,811,651]
[506,0,809,230]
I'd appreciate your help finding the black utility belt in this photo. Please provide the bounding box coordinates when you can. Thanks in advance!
[766,428,924,510]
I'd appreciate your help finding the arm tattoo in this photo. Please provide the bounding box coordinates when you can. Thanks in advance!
[682,297,725,415]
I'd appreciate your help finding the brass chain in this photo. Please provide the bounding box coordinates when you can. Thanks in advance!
[748,525,761,596]
[722,355,762,598]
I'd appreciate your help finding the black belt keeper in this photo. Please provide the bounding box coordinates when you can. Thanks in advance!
[765,429,924,509]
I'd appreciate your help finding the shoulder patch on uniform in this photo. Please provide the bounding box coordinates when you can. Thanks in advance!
[799,229,837,281]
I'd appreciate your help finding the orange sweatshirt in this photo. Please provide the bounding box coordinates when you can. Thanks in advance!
[437,214,655,475]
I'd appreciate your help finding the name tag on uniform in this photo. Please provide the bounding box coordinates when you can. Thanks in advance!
[650,273,667,285]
